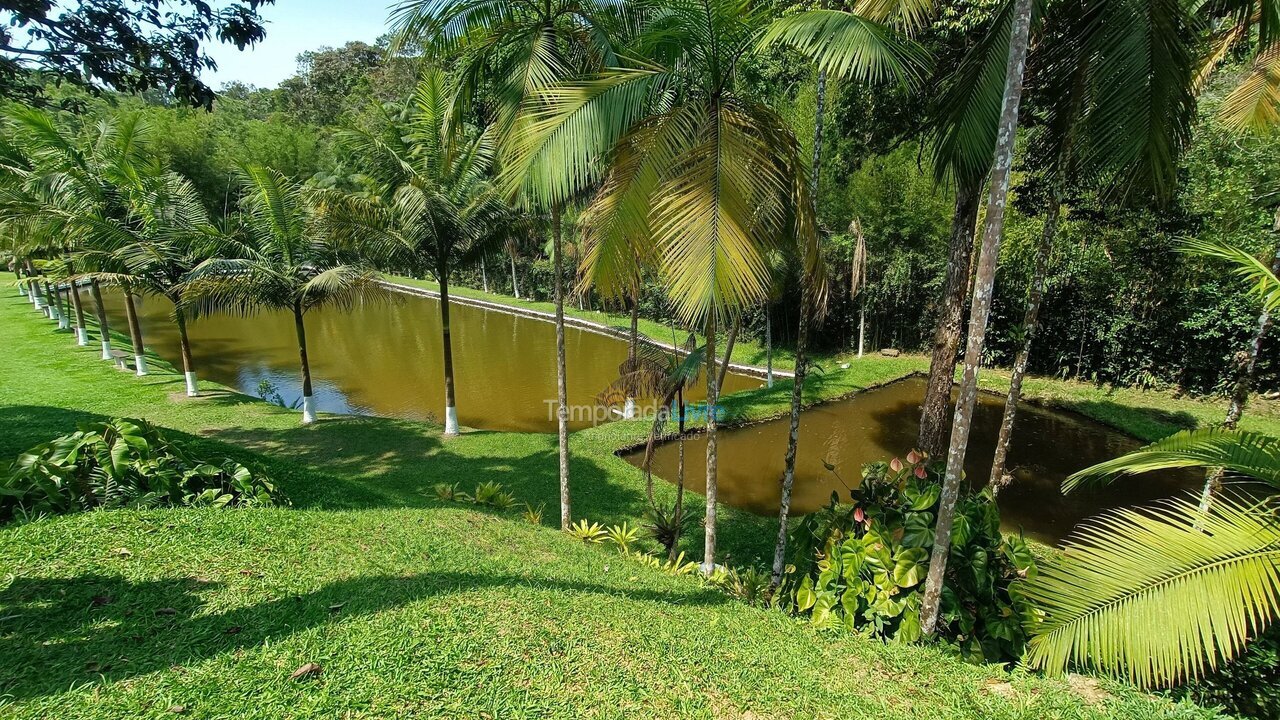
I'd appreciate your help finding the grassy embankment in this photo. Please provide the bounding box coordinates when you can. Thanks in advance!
[0,292,1228,719]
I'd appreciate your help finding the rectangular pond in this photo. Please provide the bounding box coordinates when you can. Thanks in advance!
[625,376,1201,545]
[91,288,761,433]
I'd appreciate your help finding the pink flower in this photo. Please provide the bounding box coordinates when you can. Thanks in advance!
[906,450,921,465]
[914,465,927,479]
[854,507,865,523]
[890,457,903,472]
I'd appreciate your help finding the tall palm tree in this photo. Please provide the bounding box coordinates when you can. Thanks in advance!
[1021,427,1280,689]
[78,171,219,395]
[919,0,1199,635]
[322,71,521,435]
[390,0,625,531]
[510,0,905,569]
[1182,235,1280,508]
[182,166,382,424]
[988,0,1198,490]
[917,0,1035,636]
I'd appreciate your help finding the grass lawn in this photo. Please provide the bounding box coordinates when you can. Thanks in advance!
[0,292,1237,719]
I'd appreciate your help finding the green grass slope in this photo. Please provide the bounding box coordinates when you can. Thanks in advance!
[0,294,1222,719]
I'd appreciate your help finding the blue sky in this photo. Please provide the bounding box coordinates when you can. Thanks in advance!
[202,1,396,89]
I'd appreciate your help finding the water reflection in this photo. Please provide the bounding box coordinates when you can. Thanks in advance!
[627,377,1201,545]
[91,289,760,432]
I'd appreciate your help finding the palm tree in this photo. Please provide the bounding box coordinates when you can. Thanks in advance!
[322,71,520,435]
[78,171,219,395]
[390,0,624,531]
[987,0,1198,491]
[917,0,1034,636]
[850,217,868,358]
[182,166,382,424]
[1020,428,1280,688]
[508,0,914,569]
[1181,236,1280,509]
[919,0,1199,634]
[0,108,158,366]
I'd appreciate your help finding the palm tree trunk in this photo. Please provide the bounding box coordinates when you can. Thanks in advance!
[921,0,1033,637]
[69,277,88,346]
[625,294,640,419]
[672,387,687,562]
[918,179,981,458]
[439,263,460,435]
[174,305,198,397]
[553,207,571,530]
[989,194,1060,494]
[480,256,489,293]
[702,312,719,574]
[717,316,740,391]
[510,252,521,299]
[858,296,866,358]
[765,308,774,387]
[772,73,825,590]
[772,289,810,589]
[293,301,315,424]
[14,262,25,297]
[56,282,70,330]
[45,282,58,322]
[24,260,40,308]
[1200,231,1280,510]
[122,291,148,376]
[89,278,112,360]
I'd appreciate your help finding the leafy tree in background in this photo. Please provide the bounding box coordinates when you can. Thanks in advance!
[0,0,275,110]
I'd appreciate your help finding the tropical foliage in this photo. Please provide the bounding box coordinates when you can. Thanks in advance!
[781,455,1037,662]
[1021,428,1280,689]
[1,418,284,522]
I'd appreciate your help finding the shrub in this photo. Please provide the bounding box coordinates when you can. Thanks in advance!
[2,418,285,522]
[567,519,607,543]
[779,455,1036,663]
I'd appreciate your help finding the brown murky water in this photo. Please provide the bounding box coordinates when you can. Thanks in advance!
[627,377,1201,545]
[94,289,760,432]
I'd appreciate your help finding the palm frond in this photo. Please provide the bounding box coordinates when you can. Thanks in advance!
[1064,427,1280,492]
[757,10,929,86]
[1220,44,1280,134]
[1019,496,1280,688]
[1181,237,1280,312]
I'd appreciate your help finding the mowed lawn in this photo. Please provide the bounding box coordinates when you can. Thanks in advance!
[0,293,1225,719]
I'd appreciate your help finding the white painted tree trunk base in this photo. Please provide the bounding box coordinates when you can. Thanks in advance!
[301,395,316,424]
[623,397,636,419]
[766,371,774,388]
[76,328,88,346]
[134,355,149,376]
[444,405,459,435]
[185,371,199,397]
[58,315,70,330]
[18,286,26,297]
[100,340,112,360]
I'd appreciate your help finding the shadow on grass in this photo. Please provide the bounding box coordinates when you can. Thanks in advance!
[0,569,729,701]
[0,404,650,529]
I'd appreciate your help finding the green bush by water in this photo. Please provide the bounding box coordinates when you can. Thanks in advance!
[781,455,1037,663]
